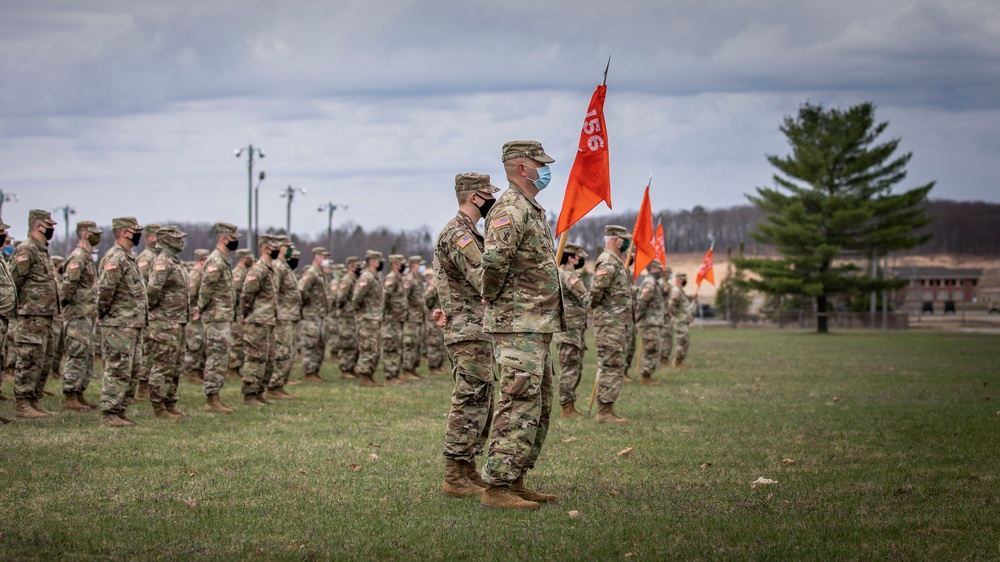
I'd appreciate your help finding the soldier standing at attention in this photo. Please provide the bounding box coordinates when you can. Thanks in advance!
[60,221,103,412]
[299,247,330,382]
[432,172,499,498]
[97,217,148,427]
[659,266,674,366]
[635,260,666,385]
[11,209,60,419]
[199,222,241,413]
[350,250,384,387]
[132,224,159,401]
[324,260,341,363]
[228,248,254,378]
[48,256,67,387]
[555,243,590,418]
[401,255,426,380]
[479,141,563,510]
[182,249,209,384]
[589,225,635,424]
[239,234,281,405]
[422,269,447,375]
[267,239,301,397]
[144,226,190,419]
[336,257,361,379]
[668,272,694,368]
[381,254,408,385]
[0,220,16,423]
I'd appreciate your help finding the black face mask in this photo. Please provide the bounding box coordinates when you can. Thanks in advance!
[474,195,496,219]
[129,231,142,246]
[0,234,6,247]
[87,233,101,246]
[352,266,361,277]
[288,257,299,269]
[43,227,55,241]
[268,249,280,260]
[681,280,688,287]
[226,239,239,252]
[376,261,384,273]
[573,259,584,270]
[399,264,407,274]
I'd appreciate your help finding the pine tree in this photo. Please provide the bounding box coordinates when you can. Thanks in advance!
[735,102,934,333]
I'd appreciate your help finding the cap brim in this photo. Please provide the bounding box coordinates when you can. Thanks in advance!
[532,153,555,164]
[229,231,242,238]
[0,223,10,230]
[479,184,501,194]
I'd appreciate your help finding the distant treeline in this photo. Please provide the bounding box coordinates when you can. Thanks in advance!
[44,199,1000,268]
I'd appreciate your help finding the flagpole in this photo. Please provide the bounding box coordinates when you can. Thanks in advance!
[555,232,568,266]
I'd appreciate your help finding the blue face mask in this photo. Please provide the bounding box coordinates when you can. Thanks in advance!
[1,246,11,258]
[531,165,552,191]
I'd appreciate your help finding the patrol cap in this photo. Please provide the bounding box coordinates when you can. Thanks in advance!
[332,263,346,271]
[194,248,210,259]
[388,254,405,265]
[312,247,330,257]
[274,235,291,246]
[676,272,687,279]
[408,255,425,266]
[565,243,588,259]
[501,140,555,164]
[455,172,500,194]
[29,209,57,226]
[605,225,631,238]
[75,221,102,235]
[213,222,242,238]
[365,250,383,262]
[345,256,361,265]
[0,219,9,230]
[258,234,280,246]
[646,260,663,272]
[290,247,301,258]
[157,226,187,239]
[664,265,673,275]
[143,223,163,237]
[112,216,142,231]
[235,248,253,259]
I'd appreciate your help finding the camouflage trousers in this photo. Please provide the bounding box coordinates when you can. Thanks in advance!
[595,324,627,405]
[402,320,422,372]
[62,317,97,394]
[555,328,586,405]
[381,320,403,379]
[425,321,446,369]
[339,316,359,374]
[672,319,691,361]
[355,319,381,377]
[638,325,662,377]
[269,320,296,389]
[13,315,55,401]
[325,314,340,357]
[49,319,65,377]
[4,329,14,372]
[146,321,184,405]
[229,320,245,372]
[183,320,206,376]
[203,321,231,396]
[100,326,142,414]
[242,323,274,396]
[299,317,325,376]
[661,323,673,361]
[625,322,636,372]
[443,339,495,461]
[481,332,554,486]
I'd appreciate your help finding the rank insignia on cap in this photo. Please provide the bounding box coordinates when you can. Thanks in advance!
[596,268,607,276]
[491,216,510,228]
[68,262,79,270]
[154,264,167,271]
[457,234,473,249]
[105,262,118,270]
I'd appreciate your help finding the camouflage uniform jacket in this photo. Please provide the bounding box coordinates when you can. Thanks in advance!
[274,260,302,322]
[588,250,634,327]
[188,268,202,317]
[199,249,236,323]
[146,247,190,324]
[60,246,98,320]
[337,271,358,314]
[404,271,425,323]
[97,243,148,328]
[434,211,488,345]
[559,265,590,331]
[240,259,278,325]
[232,261,249,316]
[480,183,564,334]
[382,270,406,322]
[298,264,328,319]
[326,270,341,320]
[136,246,157,281]
[658,277,671,324]
[351,269,383,322]
[0,258,16,320]
[12,237,60,317]
[668,284,693,324]
[424,281,440,311]
[635,275,665,327]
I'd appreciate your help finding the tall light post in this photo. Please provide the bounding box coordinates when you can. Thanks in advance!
[0,190,18,221]
[235,145,265,249]
[53,205,76,254]
[317,202,348,253]
[280,185,306,235]
[253,171,265,248]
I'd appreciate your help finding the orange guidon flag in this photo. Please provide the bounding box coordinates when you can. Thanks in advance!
[653,220,667,266]
[696,244,716,287]
[631,184,655,280]
[555,84,612,238]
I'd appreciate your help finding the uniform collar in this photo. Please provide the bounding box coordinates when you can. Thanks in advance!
[508,182,545,213]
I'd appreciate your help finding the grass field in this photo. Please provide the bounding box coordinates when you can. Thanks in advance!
[2,328,998,561]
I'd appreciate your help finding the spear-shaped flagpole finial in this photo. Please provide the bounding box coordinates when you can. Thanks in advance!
[602,55,611,85]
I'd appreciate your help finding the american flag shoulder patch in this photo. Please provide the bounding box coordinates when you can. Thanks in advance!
[138,260,148,268]
[359,281,368,287]
[68,262,80,270]
[207,265,218,272]
[154,264,167,271]
[105,262,118,271]
[491,216,511,228]
[16,255,28,262]
[246,274,256,281]
[457,234,473,248]
[596,268,607,276]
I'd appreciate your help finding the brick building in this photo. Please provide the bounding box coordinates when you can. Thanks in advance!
[891,267,983,308]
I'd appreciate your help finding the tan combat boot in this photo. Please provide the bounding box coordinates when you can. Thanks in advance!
[166,403,188,417]
[640,376,661,386]
[464,458,488,488]
[442,459,484,498]
[152,401,180,420]
[480,485,540,511]
[674,358,689,369]
[358,376,382,388]
[265,388,296,400]
[29,399,55,416]
[115,411,137,426]
[204,394,235,413]
[560,401,583,418]
[623,375,636,384]
[100,412,131,427]
[385,376,406,386]
[78,392,99,410]
[15,399,48,419]
[135,381,149,402]
[400,370,421,382]
[303,372,326,383]
[63,393,91,412]
[0,413,12,424]
[596,402,629,424]
[340,370,357,380]
[510,474,558,503]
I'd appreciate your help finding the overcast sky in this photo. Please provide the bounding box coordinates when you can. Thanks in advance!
[2,0,998,242]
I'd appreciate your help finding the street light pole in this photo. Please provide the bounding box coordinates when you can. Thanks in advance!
[0,190,19,222]
[317,202,348,253]
[253,171,265,248]
[52,205,76,255]
[280,185,307,235]
[235,145,265,249]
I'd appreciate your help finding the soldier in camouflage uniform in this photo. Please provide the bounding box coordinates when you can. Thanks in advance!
[228,248,254,378]
[433,172,499,498]
[182,249,209,384]
[668,272,694,368]
[60,221,103,412]
[11,209,61,419]
[48,256,67,387]
[401,255,426,380]
[239,234,281,405]
[145,226,190,419]
[350,250,384,387]
[423,269,447,375]
[337,257,361,379]
[555,243,590,418]
[199,222,241,413]
[479,141,563,510]
[132,224,160,401]
[299,247,330,382]
[635,260,665,385]
[267,239,301,398]
[97,217,148,427]
[0,221,16,423]
[589,225,635,424]
[659,266,674,366]
[324,261,341,363]
[380,254,408,384]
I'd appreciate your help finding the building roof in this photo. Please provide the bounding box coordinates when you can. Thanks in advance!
[891,267,983,279]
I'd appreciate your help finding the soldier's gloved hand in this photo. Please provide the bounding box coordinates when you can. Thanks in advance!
[432,308,447,328]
